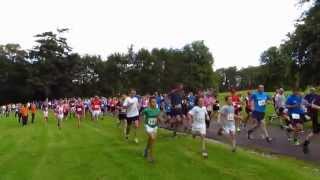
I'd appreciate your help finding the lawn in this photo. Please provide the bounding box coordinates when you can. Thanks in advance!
[0,113,319,180]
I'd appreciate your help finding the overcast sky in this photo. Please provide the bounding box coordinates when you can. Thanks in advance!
[0,0,310,69]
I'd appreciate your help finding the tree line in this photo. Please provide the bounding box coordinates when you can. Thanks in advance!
[216,0,320,92]
[0,30,217,104]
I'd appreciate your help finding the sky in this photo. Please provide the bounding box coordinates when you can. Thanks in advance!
[0,0,310,69]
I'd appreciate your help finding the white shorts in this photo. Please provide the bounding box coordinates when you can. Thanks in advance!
[57,114,64,120]
[224,121,236,133]
[145,125,158,134]
[92,110,101,117]
[44,111,48,117]
[192,124,206,135]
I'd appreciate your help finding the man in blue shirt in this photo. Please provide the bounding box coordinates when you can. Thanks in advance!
[286,88,304,145]
[247,85,272,143]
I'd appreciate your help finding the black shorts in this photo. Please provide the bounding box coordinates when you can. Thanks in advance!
[310,112,320,134]
[245,107,252,114]
[118,114,126,120]
[213,105,220,111]
[126,116,139,125]
[289,114,304,126]
[171,108,182,117]
[252,111,265,122]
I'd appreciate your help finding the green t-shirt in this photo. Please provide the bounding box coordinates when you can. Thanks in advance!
[143,107,160,128]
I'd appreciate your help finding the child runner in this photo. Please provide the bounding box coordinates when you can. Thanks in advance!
[188,96,210,158]
[219,96,241,152]
[143,96,162,163]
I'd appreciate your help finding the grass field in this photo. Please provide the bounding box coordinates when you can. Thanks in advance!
[0,113,319,180]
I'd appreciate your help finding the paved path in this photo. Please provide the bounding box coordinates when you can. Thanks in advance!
[161,121,320,164]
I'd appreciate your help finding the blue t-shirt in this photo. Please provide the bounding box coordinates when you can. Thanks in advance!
[156,96,162,107]
[252,92,270,112]
[188,95,196,108]
[286,95,304,115]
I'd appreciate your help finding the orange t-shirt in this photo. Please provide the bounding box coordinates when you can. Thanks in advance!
[21,107,29,117]
[31,104,36,113]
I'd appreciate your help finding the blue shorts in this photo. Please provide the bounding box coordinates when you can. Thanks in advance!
[252,111,265,122]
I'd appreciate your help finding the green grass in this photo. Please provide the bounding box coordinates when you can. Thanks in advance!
[0,113,319,180]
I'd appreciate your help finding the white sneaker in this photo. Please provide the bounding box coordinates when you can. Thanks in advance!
[134,138,139,144]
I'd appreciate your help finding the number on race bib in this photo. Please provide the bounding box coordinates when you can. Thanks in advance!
[292,113,300,120]
[258,100,266,106]
[148,118,157,126]
[227,114,234,121]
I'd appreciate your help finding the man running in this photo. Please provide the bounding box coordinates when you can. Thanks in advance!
[143,96,162,163]
[247,85,272,143]
[286,88,305,145]
[188,96,210,158]
[274,88,288,128]
[302,91,320,154]
[123,89,140,143]
[169,84,184,137]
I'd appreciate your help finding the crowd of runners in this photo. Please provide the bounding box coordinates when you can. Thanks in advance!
[1,84,319,163]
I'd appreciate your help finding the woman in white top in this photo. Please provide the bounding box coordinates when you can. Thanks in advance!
[188,97,210,158]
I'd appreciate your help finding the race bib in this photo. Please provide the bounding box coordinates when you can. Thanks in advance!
[292,113,300,120]
[94,105,99,109]
[174,104,182,109]
[227,114,234,121]
[121,109,126,113]
[258,100,266,106]
[148,118,157,126]
[77,108,82,112]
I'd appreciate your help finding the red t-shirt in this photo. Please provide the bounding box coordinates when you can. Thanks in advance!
[91,99,101,110]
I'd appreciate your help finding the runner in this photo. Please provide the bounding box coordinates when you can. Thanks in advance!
[43,103,49,123]
[75,98,85,128]
[116,94,127,131]
[219,96,241,152]
[188,96,210,158]
[30,102,37,124]
[55,100,64,129]
[169,84,184,137]
[21,104,29,126]
[274,88,288,128]
[286,88,305,145]
[244,91,253,128]
[143,96,162,163]
[302,89,320,153]
[123,89,140,143]
[91,96,102,122]
[69,98,76,119]
[204,92,214,129]
[163,94,172,127]
[230,88,242,132]
[63,100,70,121]
[247,85,272,143]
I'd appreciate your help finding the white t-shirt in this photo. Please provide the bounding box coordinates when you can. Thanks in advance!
[123,97,139,118]
[188,106,208,127]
